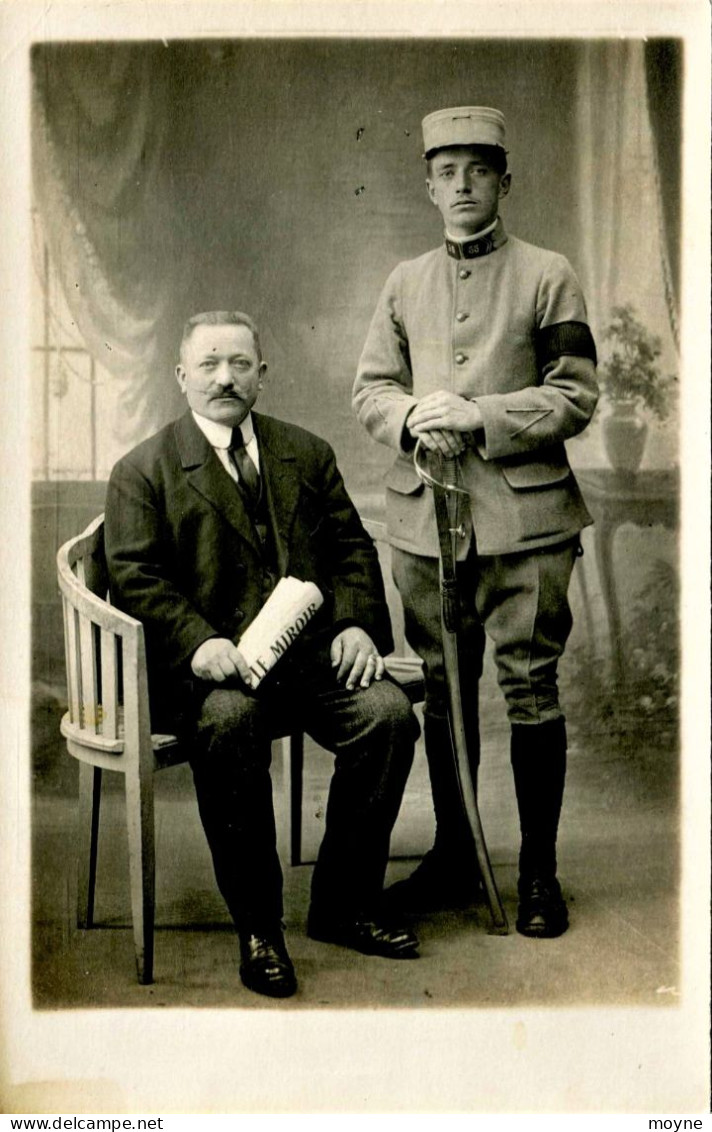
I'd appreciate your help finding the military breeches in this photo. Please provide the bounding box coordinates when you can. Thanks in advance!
[392,539,578,725]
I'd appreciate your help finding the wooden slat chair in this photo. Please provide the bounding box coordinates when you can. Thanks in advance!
[57,514,424,983]
[57,513,190,985]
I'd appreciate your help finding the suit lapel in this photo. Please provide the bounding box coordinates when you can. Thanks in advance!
[253,413,300,575]
[175,411,262,555]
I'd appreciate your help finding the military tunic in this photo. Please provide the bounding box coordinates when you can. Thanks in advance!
[353,218,598,559]
[353,219,598,723]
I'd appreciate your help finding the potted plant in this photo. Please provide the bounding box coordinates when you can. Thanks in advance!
[597,304,676,474]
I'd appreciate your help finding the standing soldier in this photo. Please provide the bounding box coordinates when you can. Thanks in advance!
[353,107,598,937]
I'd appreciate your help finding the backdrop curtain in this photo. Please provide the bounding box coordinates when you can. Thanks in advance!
[31,39,680,475]
[573,40,679,469]
[32,43,188,442]
[575,40,679,352]
[644,39,682,312]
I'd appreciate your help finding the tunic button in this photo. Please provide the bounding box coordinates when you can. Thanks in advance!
[455,353,468,365]
[456,311,469,322]
[459,269,471,279]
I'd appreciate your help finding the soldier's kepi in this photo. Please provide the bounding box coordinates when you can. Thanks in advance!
[353,104,599,937]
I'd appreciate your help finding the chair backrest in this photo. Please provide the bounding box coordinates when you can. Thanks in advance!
[56,514,153,766]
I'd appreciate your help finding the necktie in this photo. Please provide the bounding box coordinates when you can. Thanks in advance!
[229,427,260,509]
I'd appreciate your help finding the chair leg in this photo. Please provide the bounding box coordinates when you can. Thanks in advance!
[124,768,156,985]
[289,731,305,867]
[77,762,102,929]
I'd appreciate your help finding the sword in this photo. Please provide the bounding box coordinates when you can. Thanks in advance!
[415,442,508,934]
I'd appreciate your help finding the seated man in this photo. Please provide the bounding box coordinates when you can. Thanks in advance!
[104,310,420,999]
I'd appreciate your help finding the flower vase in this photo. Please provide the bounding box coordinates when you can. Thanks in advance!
[602,400,648,474]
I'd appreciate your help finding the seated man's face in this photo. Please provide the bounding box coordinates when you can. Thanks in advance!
[426,146,510,238]
[176,323,266,427]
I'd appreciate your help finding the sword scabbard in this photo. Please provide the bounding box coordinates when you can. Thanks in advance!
[429,450,509,935]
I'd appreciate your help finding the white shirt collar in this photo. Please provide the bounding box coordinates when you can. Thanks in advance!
[191,410,255,449]
[445,216,498,245]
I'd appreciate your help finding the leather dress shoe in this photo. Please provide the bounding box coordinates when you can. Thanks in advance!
[384,849,483,913]
[307,912,420,959]
[238,930,297,998]
[516,876,569,939]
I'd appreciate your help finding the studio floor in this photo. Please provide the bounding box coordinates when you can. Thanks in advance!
[31,661,680,1014]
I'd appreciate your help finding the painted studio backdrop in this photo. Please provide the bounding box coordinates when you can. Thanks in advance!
[30,38,681,981]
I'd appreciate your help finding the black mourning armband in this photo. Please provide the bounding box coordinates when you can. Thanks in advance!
[536,321,598,368]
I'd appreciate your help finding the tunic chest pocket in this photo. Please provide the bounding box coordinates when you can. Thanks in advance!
[384,458,425,496]
[499,455,572,491]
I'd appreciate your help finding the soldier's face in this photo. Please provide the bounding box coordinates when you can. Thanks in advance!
[426,146,510,237]
[176,323,266,427]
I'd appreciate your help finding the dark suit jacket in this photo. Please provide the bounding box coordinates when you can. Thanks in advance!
[104,410,393,716]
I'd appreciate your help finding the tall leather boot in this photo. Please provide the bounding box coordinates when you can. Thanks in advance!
[385,709,482,912]
[510,717,569,938]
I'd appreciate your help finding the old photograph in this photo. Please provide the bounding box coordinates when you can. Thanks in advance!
[2,0,709,1116]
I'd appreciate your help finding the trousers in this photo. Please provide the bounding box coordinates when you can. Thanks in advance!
[392,539,578,725]
[184,651,418,932]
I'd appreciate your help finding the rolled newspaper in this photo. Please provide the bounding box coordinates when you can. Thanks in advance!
[237,576,324,688]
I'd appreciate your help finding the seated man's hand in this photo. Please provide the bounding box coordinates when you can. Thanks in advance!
[191,637,252,684]
[407,390,483,453]
[330,627,386,690]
